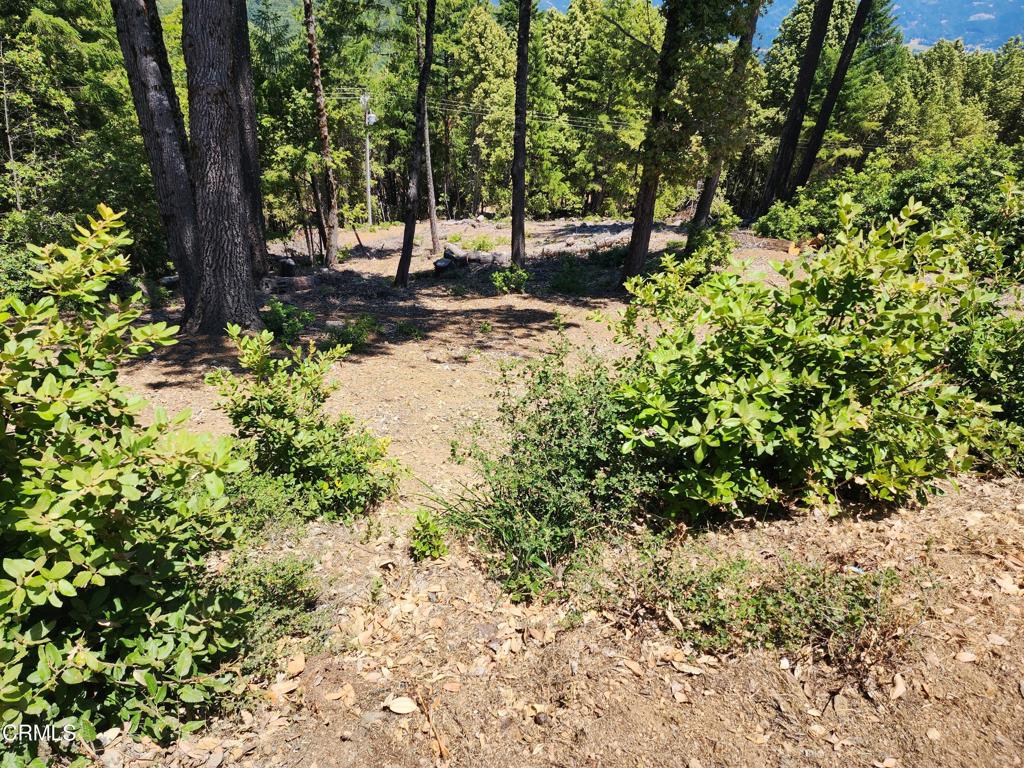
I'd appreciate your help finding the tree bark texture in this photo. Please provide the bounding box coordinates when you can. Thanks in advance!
[303,0,340,266]
[182,0,261,333]
[510,0,531,267]
[758,0,835,215]
[233,0,271,277]
[622,0,686,279]
[110,0,200,310]
[395,0,436,288]
[788,0,874,196]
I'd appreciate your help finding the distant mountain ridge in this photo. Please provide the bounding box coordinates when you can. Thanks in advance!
[159,0,1022,52]
[537,0,1021,51]
[756,0,1023,50]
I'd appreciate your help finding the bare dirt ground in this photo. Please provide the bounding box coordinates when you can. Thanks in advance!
[103,221,1024,768]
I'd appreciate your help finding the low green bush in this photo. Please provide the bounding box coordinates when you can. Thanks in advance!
[409,510,448,562]
[0,207,246,746]
[446,349,664,599]
[325,314,380,351]
[619,196,999,515]
[261,298,314,344]
[216,552,320,679]
[610,536,902,669]
[491,265,529,294]
[208,329,396,521]
[756,145,1024,267]
[549,257,588,295]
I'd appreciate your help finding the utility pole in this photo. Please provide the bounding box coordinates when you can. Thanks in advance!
[360,92,375,226]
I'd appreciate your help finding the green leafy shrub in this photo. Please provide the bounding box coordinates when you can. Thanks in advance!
[208,329,396,521]
[396,319,425,340]
[446,349,664,599]
[409,510,448,562]
[0,246,38,303]
[619,196,998,516]
[0,206,246,744]
[491,265,529,294]
[549,258,588,295]
[325,314,380,351]
[756,145,1024,265]
[261,298,314,344]
[466,233,498,251]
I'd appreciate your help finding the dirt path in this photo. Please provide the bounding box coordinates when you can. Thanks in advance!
[106,224,1024,768]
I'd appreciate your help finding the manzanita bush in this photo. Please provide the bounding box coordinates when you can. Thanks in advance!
[619,196,1001,515]
[0,207,245,751]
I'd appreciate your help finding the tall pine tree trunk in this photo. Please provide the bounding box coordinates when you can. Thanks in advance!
[182,0,261,333]
[395,0,436,288]
[110,0,200,311]
[622,0,686,280]
[788,0,874,196]
[684,0,760,257]
[416,1,441,254]
[758,0,834,215]
[510,0,531,267]
[303,0,340,266]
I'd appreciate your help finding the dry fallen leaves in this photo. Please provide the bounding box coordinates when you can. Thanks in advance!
[286,651,306,678]
[994,573,1020,595]
[324,683,356,708]
[954,651,978,663]
[890,673,907,701]
[387,696,419,715]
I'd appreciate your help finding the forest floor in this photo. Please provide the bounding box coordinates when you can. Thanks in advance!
[103,219,1024,768]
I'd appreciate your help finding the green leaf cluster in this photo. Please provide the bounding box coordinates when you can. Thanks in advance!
[620,196,1001,514]
[207,328,396,522]
[0,206,245,744]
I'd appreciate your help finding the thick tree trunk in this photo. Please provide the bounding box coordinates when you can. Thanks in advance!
[395,0,436,288]
[510,0,531,267]
[110,0,200,310]
[622,0,686,279]
[303,0,340,266]
[758,0,835,215]
[684,0,760,257]
[788,0,874,196]
[233,0,271,278]
[182,0,261,334]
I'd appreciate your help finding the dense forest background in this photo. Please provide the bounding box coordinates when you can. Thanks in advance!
[1,0,1022,287]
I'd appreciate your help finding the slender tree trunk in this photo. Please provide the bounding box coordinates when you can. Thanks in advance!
[303,0,340,266]
[0,39,22,213]
[415,2,441,254]
[110,0,200,310]
[684,0,761,257]
[309,175,328,255]
[758,0,835,215]
[510,0,531,267]
[395,0,436,288]
[182,0,261,334]
[788,0,874,196]
[622,0,686,279]
[234,0,271,278]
